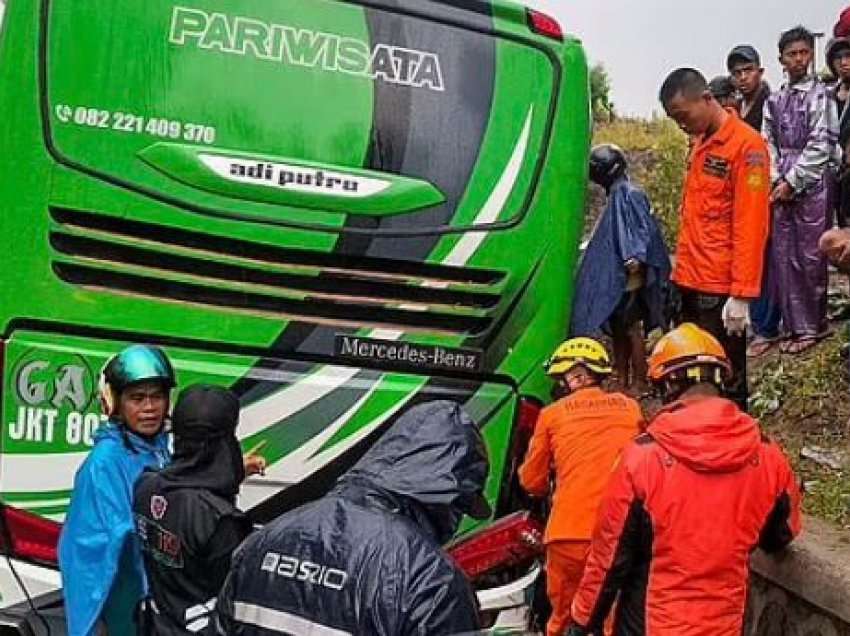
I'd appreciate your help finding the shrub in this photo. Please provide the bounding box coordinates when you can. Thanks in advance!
[592,117,688,247]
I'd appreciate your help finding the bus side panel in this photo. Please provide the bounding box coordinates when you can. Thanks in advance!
[0,330,516,528]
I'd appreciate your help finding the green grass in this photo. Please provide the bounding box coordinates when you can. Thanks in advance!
[750,331,850,528]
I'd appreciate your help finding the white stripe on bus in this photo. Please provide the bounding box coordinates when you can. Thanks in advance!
[240,382,421,511]
[237,365,362,440]
[442,106,533,267]
[0,453,88,492]
[260,378,381,482]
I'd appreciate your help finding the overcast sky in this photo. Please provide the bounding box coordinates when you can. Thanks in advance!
[527,0,846,117]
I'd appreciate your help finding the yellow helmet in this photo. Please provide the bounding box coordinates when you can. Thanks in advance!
[546,338,613,377]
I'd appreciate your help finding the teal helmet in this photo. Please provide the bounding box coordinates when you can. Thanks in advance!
[99,345,176,416]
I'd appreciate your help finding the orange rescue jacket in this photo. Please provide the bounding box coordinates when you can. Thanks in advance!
[674,110,770,299]
[518,387,642,543]
[571,397,802,636]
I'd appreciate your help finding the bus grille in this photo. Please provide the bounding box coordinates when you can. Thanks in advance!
[48,207,505,336]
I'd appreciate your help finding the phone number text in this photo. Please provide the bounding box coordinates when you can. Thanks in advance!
[54,104,217,144]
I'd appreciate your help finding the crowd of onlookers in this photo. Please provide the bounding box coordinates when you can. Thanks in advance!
[545,11,850,636]
[574,16,850,406]
[709,29,849,361]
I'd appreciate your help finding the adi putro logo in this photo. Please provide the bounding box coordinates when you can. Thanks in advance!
[170,6,445,92]
[199,154,391,198]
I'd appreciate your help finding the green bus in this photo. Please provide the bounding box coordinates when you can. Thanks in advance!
[0,0,589,631]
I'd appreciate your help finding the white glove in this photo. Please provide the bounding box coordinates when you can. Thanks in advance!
[722,297,751,336]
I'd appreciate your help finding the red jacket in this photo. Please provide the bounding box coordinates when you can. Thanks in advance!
[570,397,802,636]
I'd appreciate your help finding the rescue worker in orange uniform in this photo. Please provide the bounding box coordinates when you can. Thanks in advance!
[566,324,802,636]
[518,338,643,636]
[660,68,771,409]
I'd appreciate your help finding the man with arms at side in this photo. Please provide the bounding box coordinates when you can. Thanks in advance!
[727,45,782,358]
[659,68,771,408]
[828,36,850,229]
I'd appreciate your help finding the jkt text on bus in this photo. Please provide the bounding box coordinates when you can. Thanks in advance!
[170,6,446,92]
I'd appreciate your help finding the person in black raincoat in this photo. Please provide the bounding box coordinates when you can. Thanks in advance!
[215,400,491,636]
[133,385,259,635]
[571,145,672,394]
[828,36,850,229]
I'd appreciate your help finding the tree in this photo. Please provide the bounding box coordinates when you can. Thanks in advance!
[590,63,615,122]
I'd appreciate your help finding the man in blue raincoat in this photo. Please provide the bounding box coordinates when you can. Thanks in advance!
[59,345,176,636]
[59,347,265,636]
[571,144,672,394]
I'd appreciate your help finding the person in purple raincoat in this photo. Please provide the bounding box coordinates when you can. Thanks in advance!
[764,26,840,354]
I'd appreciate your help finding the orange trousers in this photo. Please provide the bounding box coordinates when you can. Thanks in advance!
[546,541,612,636]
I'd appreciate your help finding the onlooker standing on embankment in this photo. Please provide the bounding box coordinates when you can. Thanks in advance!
[764,26,838,355]
[827,36,850,229]
[708,75,740,112]
[658,68,771,409]
[726,44,783,359]
[835,6,850,39]
[728,45,770,132]
[571,144,671,396]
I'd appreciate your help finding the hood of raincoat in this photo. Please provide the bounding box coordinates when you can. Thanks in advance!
[827,36,850,75]
[571,177,672,336]
[155,384,245,499]
[647,397,761,473]
[335,400,490,544]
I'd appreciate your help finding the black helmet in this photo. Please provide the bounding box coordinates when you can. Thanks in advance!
[589,144,627,189]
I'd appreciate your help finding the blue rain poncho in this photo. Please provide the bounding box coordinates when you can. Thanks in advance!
[571,177,672,336]
[58,421,170,636]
